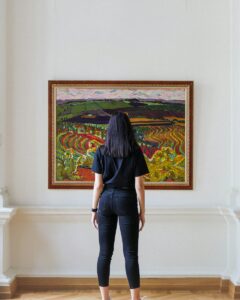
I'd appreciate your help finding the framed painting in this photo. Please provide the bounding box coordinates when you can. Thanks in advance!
[48,80,193,189]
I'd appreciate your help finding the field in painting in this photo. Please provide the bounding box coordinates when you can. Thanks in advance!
[56,98,185,183]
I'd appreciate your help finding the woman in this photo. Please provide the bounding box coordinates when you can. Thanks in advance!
[91,111,149,300]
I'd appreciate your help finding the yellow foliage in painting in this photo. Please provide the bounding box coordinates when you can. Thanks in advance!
[145,146,185,182]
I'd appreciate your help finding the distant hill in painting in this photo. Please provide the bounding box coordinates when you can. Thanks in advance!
[57,98,184,126]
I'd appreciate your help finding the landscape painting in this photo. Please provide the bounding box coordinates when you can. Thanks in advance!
[48,81,193,189]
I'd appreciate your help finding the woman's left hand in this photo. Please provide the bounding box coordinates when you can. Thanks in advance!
[91,212,98,230]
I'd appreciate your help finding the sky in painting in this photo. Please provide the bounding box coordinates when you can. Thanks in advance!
[56,87,186,102]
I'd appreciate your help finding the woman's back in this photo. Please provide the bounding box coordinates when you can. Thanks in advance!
[91,144,149,190]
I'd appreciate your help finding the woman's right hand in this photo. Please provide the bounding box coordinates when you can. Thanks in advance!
[139,211,145,231]
[91,212,98,230]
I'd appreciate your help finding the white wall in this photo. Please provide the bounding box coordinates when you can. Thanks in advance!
[1,0,238,283]
[0,0,6,194]
[6,0,231,208]
[229,0,240,285]
[230,0,240,209]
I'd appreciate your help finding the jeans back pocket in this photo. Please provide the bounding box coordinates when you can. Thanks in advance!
[115,194,138,216]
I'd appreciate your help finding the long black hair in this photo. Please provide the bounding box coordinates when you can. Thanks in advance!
[103,111,140,157]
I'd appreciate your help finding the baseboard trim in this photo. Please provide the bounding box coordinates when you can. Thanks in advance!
[229,280,240,299]
[0,277,17,299]
[1,276,240,299]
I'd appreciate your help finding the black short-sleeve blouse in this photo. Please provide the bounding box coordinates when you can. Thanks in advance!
[91,145,149,189]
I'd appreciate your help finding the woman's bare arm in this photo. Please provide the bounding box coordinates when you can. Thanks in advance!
[92,173,104,209]
[135,175,145,214]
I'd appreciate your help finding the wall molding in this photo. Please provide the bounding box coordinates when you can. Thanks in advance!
[0,187,9,208]
[0,207,17,224]
[8,205,238,217]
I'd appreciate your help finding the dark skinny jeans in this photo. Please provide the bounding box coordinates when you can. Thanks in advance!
[96,186,140,289]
